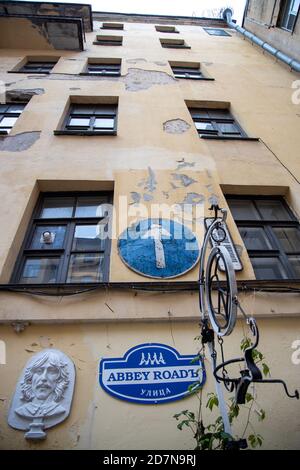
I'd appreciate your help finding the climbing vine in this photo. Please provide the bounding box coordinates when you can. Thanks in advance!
[173,336,270,450]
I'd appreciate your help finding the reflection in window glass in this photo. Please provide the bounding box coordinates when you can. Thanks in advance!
[228,199,260,220]
[69,118,90,127]
[94,118,114,129]
[218,122,239,134]
[273,227,300,252]
[251,257,288,280]
[75,197,106,218]
[1,117,18,127]
[30,225,66,249]
[195,121,214,131]
[40,197,74,218]
[72,225,104,251]
[67,253,104,283]
[239,227,272,250]
[20,258,60,283]
[256,200,292,221]
[288,256,300,278]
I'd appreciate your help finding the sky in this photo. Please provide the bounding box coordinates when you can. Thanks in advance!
[17,0,247,25]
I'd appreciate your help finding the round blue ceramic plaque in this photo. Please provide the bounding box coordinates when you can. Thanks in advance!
[118,218,200,278]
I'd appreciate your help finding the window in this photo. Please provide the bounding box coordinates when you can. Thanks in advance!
[19,61,57,73]
[84,61,121,76]
[101,22,124,30]
[277,0,300,31]
[189,108,247,139]
[55,103,118,136]
[227,196,300,280]
[203,28,231,36]
[93,35,123,46]
[0,103,26,135]
[155,25,178,33]
[160,38,190,49]
[171,65,203,80]
[12,193,112,284]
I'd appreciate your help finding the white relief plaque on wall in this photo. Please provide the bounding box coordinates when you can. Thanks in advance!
[8,349,75,440]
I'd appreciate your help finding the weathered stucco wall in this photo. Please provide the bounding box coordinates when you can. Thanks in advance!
[0,16,299,450]
[245,0,300,61]
[0,319,299,450]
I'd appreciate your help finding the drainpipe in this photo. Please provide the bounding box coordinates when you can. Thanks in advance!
[222,8,300,73]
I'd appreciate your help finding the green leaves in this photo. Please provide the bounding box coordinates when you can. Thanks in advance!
[248,433,263,448]
[206,393,219,411]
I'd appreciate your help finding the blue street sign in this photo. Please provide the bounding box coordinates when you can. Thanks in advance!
[118,219,200,278]
[99,343,206,404]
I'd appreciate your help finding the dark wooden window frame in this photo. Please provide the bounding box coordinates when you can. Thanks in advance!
[101,23,124,30]
[155,25,179,33]
[93,37,123,46]
[277,0,300,32]
[54,103,118,136]
[11,192,113,285]
[189,108,258,141]
[160,38,191,49]
[226,195,300,280]
[17,61,57,74]
[171,65,214,81]
[0,102,27,135]
[81,62,121,77]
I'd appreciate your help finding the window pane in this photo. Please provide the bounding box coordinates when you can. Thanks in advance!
[40,197,74,218]
[251,257,288,280]
[0,117,18,127]
[75,196,107,217]
[72,106,94,115]
[256,200,292,221]
[67,253,104,283]
[69,118,90,127]
[239,227,273,250]
[72,224,105,251]
[7,104,25,113]
[29,225,66,250]
[195,121,214,131]
[94,118,114,129]
[288,256,300,278]
[228,199,260,220]
[20,258,60,284]
[273,227,300,252]
[218,122,240,134]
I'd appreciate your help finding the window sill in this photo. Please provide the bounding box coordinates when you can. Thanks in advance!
[79,72,121,77]
[176,77,215,81]
[54,130,117,136]
[7,71,50,74]
[201,135,260,141]
[162,45,191,49]
[93,41,122,46]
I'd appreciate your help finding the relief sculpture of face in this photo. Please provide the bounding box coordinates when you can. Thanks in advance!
[31,363,60,401]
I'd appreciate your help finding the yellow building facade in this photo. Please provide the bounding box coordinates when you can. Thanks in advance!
[0,1,300,450]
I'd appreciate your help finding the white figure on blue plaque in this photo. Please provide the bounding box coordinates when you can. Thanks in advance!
[118,218,199,278]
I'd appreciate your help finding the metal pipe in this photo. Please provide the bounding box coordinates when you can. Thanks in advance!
[223,8,300,73]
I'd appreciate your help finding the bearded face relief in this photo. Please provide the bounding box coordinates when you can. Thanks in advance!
[8,349,75,440]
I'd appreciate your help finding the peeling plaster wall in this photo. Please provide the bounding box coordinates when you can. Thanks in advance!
[0,16,300,451]
[0,319,300,450]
